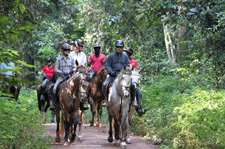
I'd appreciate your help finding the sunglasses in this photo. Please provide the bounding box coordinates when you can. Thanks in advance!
[48,61,51,62]
[116,46,123,48]
[63,49,70,51]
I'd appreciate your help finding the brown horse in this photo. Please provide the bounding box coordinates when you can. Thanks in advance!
[89,67,108,127]
[55,61,92,146]
[36,80,55,124]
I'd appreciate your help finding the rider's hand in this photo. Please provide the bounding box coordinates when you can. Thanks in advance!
[110,72,117,77]
[69,70,74,75]
[63,72,69,76]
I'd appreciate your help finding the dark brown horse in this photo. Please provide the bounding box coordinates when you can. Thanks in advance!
[36,80,55,124]
[89,67,108,127]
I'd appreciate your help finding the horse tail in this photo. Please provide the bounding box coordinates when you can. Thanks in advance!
[60,112,65,135]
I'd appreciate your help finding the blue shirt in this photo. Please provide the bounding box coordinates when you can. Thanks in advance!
[0,62,15,76]
[106,52,130,75]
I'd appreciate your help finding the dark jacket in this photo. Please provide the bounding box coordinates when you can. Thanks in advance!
[106,52,130,75]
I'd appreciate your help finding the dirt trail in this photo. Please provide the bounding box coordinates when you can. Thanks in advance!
[45,123,158,149]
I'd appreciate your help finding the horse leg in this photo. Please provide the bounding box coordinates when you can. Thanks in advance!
[78,110,83,141]
[121,112,129,149]
[114,115,121,147]
[126,117,131,144]
[55,106,60,142]
[82,110,85,123]
[44,102,49,123]
[73,111,78,141]
[108,114,113,142]
[89,103,96,127]
[64,119,70,146]
[96,103,102,127]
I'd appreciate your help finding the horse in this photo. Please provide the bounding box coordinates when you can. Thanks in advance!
[0,74,22,102]
[89,67,108,127]
[107,66,132,148]
[126,69,141,144]
[36,80,55,124]
[54,61,92,146]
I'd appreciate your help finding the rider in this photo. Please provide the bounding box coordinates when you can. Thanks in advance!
[0,57,15,78]
[38,57,55,100]
[69,40,75,52]
[69,39,93,107]
[123,47,147,117]
[88,43,106,78]
[51,43,76,110]
[102,40,137,107]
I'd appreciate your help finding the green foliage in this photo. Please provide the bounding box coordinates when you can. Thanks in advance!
[131,75,225,148]
[0,88,50,148]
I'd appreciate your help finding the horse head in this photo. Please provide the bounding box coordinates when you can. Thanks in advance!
[132,69,141,89]
[79,72,92,102]
[117,65,132,98]
[75,60,87,73]
[96,66,108,83]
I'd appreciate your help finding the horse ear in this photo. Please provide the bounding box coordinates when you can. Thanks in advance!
[75,60,79,67]
[131,64,134,71]
[123,64,126,70]
[139,68,142,74]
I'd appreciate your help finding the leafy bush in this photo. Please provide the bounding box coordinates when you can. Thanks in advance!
[0,88,51,148]
[131,75,225,148]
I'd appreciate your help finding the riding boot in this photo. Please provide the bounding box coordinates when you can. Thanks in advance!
[131,84,138,107]
[135,89,147,117]
[80,102,89,111]
[50,93,56,110]
[88,89,93,104]
[102,85,109,107]
[40,86,45,101]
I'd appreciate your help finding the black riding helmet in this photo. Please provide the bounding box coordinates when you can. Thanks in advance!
[94,43,101,49]
[69,40,75,45]
[48,57,54,63]
[115,40,124,47]
[123,47,133,55]
[61,43,71,50]
[76,39,84,46]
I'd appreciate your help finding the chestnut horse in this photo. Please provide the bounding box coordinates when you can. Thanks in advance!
[89,67,108,127]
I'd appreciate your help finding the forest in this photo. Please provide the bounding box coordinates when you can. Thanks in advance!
[0,0,225,148]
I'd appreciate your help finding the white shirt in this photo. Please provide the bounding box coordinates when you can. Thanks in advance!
[69,51,87,66]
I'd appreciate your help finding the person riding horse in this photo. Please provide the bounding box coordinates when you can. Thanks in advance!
[88,43,106,79]
[38,57,55,101]
[123,47,147,117]
[69,39,93,106]
[102,40,137,107]
[51,43,76,110]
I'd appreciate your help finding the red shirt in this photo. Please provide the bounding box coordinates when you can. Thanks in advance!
[89,54,106,71]
[42,65,55,77]
[130,58,137,70]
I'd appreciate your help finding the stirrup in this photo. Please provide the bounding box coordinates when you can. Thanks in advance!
[88,97,93,104]
[40,95,45,101]
[132,101,138,107]
[102,100,109,107]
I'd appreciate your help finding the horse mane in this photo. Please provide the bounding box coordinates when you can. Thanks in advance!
[117,66,132,80]
[96,67,106,76]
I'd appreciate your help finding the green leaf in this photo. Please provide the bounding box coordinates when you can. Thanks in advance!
[19,4,26,14]
[20,108,27,112]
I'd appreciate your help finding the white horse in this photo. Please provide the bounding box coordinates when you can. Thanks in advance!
[107,66,132,148]
[127,69,141,144]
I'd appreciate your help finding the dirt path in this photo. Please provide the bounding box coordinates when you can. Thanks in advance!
[45,123,158,149]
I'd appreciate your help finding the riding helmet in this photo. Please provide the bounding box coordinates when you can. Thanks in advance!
[123,47,133,55]
[94,43,101,48]
[115,40,124,47]
[69,40,75,45]
[48,57,54,63]
[61,43,71,50]
[76,39,84,46]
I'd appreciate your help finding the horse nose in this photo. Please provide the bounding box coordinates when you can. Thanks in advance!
[123,91,130,97]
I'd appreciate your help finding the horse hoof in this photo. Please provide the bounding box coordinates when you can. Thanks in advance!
[114,140,120,147]
[121,142,127,149]
[55,137,60,142]
[95,123,99,127]
[78,136,83,141]
[64,141,69,146]
[126,138,131,144]
[108,136,113,142]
